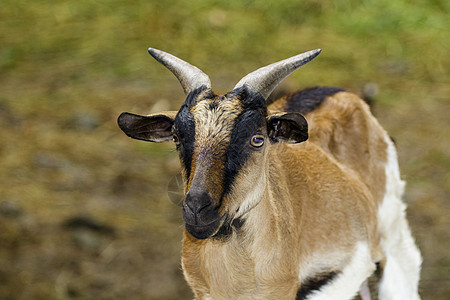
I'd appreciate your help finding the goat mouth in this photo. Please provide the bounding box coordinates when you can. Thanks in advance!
[185,216,225,240]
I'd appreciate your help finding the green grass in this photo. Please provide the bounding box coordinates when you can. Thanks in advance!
[0,0,449,299]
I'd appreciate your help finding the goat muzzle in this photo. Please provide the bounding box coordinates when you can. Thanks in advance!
[182,188,223,239]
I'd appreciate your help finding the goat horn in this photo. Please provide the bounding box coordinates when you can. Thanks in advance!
[233,49,321,100]
[148,48,211,95]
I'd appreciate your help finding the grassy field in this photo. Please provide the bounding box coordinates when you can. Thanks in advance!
[0,0,448,299]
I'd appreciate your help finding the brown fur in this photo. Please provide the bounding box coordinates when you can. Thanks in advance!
[181,91,388,299]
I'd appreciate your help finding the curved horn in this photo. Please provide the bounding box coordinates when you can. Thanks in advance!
[148,48,211,95]
[233,49,321,100]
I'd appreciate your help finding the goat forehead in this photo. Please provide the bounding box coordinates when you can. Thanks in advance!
[191,98,244,143]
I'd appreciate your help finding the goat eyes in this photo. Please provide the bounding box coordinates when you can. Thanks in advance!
[173,134,180,145]
[250,135,264,148]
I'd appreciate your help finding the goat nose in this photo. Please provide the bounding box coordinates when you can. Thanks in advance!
[184,189,213,214]
[183,188,215,225]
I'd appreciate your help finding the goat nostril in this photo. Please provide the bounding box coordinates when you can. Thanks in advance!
[196,202,211,214]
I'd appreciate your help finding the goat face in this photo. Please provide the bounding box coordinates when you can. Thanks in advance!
[118,48,318,239]
[176,88,269,239]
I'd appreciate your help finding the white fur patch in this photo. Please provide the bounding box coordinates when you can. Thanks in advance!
[306,242,375,300]
[377,136,422,300]
[234,171,266,219]
[192,98,243,147]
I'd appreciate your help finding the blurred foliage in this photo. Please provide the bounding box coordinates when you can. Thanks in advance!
[0,0,449,299]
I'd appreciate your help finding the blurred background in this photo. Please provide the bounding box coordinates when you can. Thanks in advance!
[0,0,448,299]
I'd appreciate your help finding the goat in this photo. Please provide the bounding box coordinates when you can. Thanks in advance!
[117,48,422,299]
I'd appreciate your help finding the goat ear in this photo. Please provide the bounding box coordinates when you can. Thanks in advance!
[267,113,308,144]
[117,111,176,142]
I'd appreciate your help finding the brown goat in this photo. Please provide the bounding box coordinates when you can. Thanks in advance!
[118,48,421,299]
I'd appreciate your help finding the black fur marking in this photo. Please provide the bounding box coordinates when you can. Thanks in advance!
[212,219,233,240]
[232,217,245,229]
[216,88,268,210]
[296,272,338,300]
[285,87,345,115]
[227,86,266,110]
[212,217,246,240]
[185,85,212,106]
[221,107,267,199]
[174,87,208,180]
[375,261,383,279]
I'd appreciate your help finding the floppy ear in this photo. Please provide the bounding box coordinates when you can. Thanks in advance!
[117,111,177,142]
[267,113,308,143]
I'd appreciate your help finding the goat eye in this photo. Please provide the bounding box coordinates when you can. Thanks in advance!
[250,135,264,148]
[173,134,180,145]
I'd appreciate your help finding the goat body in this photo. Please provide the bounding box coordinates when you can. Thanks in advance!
[118,49,421,299]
